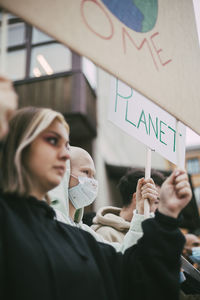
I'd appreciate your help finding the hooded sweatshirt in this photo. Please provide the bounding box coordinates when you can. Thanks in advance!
[92,206,147,244]
[0,192,185,300]
[92,206,130,243]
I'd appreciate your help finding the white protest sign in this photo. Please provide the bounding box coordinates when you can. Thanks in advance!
[0,0,200,135]
[109,78,186,167]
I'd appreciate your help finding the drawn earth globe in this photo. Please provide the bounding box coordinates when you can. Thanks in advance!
[101,0,158,33]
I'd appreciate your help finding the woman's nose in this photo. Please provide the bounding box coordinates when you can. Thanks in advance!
[59,145,70,161]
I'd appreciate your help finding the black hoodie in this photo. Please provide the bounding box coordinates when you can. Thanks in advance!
[0,192,184,300]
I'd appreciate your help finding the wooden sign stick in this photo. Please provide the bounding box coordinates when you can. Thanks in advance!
[144,147,152,219]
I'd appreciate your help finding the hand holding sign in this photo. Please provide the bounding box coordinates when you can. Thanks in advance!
[158,169,192,219]
[136,178,159,215]
[136,177,159,214]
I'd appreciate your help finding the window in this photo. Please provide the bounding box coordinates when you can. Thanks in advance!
[7,22,26,47]
[0,12,17,21]
[0,22,25,47]
[32,28,53,44]
[0,13,26,79]
[187,158,200,174]
[30,27,72,77]
[82,57,97,90]
[0,11,73,80]
[0,49,26,80]
[30,44,71,77]
[0,12,97,82]
[6,50,26,80]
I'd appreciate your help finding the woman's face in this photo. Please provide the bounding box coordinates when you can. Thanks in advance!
[25,119,70,198]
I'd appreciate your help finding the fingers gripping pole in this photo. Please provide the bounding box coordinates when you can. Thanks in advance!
[144,147,152,218]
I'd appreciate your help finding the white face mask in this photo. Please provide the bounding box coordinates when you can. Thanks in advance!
[189,247,200,264]
[69,175,98,209]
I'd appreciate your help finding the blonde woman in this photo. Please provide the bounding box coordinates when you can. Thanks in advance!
[0,106,192,300]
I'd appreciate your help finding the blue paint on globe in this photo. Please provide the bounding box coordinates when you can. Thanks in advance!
[101,0,158,33]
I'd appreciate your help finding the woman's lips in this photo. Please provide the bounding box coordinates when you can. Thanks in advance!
[53,165,66,175]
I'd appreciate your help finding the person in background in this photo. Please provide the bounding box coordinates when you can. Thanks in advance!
[92,168,165,243]
[49,146,97,226]
[68,146,97,224]
[180,233,200,295]
[183,234,200,265]
[0,106,192,300]
[50,146,159,252]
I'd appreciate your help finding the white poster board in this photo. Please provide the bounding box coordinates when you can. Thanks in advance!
[109,78,186,167]
[0,0,200,135]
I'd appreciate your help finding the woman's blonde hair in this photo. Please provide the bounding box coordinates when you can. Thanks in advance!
[0,106,69,196]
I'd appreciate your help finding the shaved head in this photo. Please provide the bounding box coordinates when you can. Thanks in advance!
[70,146,92,166]
[69,146,96,188]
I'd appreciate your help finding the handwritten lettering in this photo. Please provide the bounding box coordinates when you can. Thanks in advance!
[81,0,172,71]
[81,0,114,40]
[150,32,172,66]
[115,79,182,153]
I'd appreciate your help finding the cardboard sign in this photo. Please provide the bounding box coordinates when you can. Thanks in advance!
[109,78,186,167]
[0,0,200,135]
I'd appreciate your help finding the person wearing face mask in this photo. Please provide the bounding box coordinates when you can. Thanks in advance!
[68,146,98,223]
[183,234,200,267]
[48,146,96,225]
[190,247,200,268]
[49,146,159,253]
[180,234,200,295]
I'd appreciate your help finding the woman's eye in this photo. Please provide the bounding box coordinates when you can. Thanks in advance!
[83,170,89,175]
[47,137,58,145]
[66,143,70,150]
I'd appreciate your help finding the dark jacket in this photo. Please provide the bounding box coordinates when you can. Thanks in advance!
[181,272,200,295]
[0,192,185,300]
[180,290,200,300]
